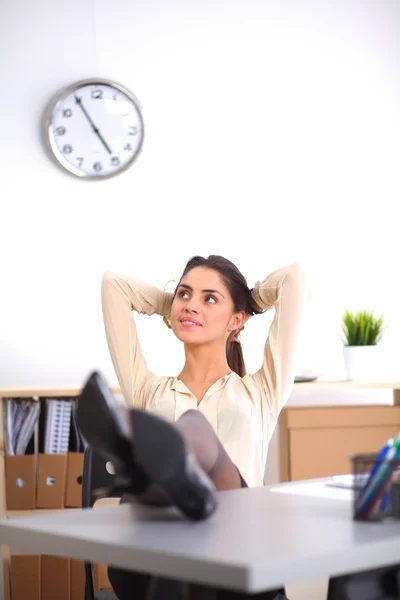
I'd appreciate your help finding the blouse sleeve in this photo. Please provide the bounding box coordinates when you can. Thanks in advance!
[101,270,173,407]
[249,264,308,419]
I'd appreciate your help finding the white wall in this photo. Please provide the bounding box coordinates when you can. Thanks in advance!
[1,0,400,393]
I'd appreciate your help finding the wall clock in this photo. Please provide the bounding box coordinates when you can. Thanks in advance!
[44,78,144,179]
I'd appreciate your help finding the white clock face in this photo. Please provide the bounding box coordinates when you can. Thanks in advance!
[46,79,144,179]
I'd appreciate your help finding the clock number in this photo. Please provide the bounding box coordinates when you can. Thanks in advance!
[93,162,103,172]
[76,157,84,168]
[63,144,73,154]
[124,143,132,151]
[111,157,120,167]
[55,126,66,136]
[128,126,138,135]
[91,88,103,100]
[62,109,73,118]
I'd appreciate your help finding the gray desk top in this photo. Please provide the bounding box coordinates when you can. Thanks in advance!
[1,483,399,592]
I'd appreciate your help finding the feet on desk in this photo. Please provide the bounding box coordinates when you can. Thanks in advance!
[128,407,217,521]
[76,371,217,521]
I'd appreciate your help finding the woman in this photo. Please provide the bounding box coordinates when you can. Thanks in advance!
[101,255,307,489]
[78,255,308,600]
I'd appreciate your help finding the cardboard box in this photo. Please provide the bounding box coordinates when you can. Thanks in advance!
[36,454,68,508]
[5,455,36,510]
[64,452,84,508]
[70,559,85,600]
[41,555,70,600]
[10,555,41,600]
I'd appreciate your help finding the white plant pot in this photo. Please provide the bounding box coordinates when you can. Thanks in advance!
[343,345,379,381]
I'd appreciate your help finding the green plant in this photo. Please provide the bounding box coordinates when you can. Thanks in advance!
[341,309,385,346]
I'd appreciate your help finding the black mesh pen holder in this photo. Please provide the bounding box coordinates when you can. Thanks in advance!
[351,453,400,521]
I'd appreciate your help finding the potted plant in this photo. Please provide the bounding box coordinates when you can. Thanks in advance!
[341,309,385,380]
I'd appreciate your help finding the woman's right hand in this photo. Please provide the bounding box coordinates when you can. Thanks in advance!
[251,298,264,314]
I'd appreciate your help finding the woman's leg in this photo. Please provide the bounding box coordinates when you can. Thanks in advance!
[174,410,242,491]
[128,408,242,513]
[133,408,242,510]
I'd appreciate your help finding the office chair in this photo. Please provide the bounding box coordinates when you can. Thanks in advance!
[327,564,400,600]
[82,444,120,600]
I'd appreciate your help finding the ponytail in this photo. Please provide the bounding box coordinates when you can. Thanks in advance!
[226,330,246,377]
[225,288,266,377]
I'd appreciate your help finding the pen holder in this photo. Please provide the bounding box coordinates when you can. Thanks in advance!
[351,453,400,521]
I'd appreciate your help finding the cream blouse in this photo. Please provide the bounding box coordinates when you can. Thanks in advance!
[101,264,308,488]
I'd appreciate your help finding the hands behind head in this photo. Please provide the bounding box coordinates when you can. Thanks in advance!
[232,296,265,342]
[250,296,264,315]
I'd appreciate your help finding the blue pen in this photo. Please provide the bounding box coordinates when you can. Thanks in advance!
[380,487,391,513]
[368,438,400,517]
[356,435,400,518]
[356,437,393,506]
[355,435,397,517]
[371,438,394,514]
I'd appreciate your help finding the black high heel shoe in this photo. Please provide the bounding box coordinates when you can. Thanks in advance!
[76,371,149,496]
[76,371,217,521]
[128,407,217,521]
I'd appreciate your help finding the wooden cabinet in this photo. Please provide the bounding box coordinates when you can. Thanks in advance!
[279,404,400,481]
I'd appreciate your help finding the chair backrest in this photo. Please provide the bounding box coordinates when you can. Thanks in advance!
[82,445,120,508]
[82,445,120,600]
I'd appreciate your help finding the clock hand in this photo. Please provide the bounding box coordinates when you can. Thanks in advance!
[74,95,112,155]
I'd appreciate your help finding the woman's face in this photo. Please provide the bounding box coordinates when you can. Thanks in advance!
[171,267,242,346]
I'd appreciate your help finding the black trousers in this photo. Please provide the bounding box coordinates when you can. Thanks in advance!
[108,474,286,600]
[108,569,287,600]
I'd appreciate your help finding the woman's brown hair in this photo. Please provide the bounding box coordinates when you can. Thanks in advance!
[178,255,263,377]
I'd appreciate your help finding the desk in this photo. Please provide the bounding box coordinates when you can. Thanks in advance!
[1,480,399,600]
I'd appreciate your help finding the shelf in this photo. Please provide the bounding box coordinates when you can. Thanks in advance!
[6,508,81,517]
[0,385,120,398]
[292,380,400,392]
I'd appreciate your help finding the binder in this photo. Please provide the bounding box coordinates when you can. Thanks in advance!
[65,405,84,507]
[65,452,84,508]
[10,555,41,600]
[3,398,40,456]
[44,399,72,455]
[5,454,36,510]
[70,559,85,600]
[41,556,70,600]
[4,397,39,510]
[36,398,74,508]
[36,454,68,508]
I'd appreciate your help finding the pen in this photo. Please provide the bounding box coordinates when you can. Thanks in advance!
[356,437,393,515]
[366,439,400,518]
[355,435,400,518]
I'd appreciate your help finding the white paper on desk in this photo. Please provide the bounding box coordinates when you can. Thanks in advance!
[271,482,352,501]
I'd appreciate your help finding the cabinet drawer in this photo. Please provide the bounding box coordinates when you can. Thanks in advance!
[289,425,399,481]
